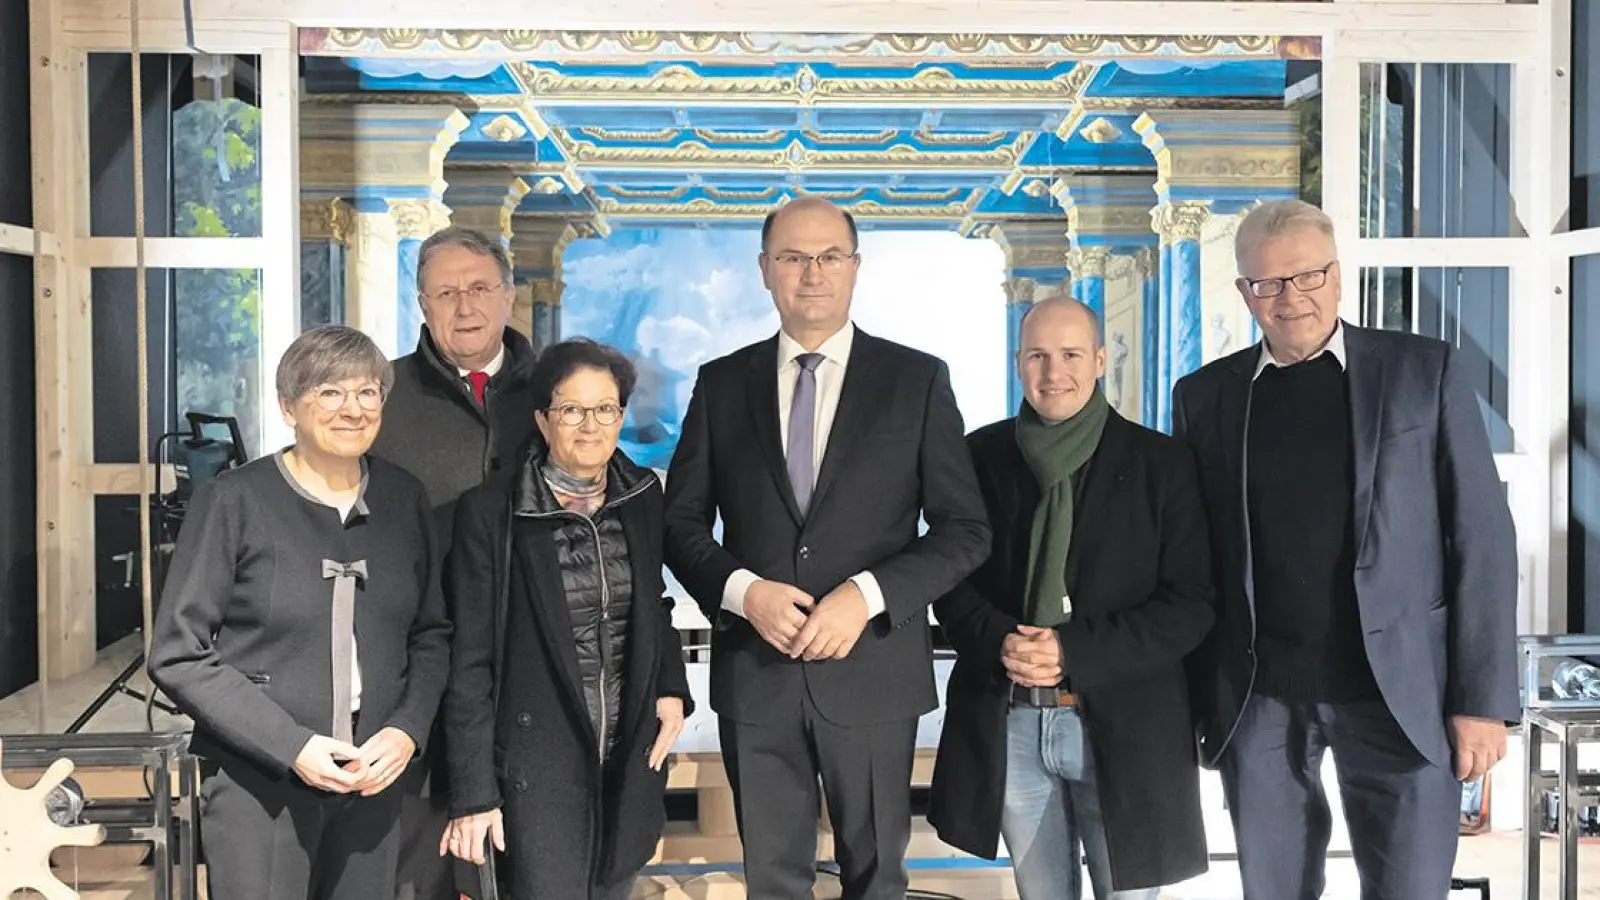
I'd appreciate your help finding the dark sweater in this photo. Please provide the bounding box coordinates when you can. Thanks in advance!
[1246,354,1379,702]
[369,326,542,548]
[148,453,452,775]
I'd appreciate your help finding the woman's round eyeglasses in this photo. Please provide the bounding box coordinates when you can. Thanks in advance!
[547,403,624,426]
[311,385,385,412]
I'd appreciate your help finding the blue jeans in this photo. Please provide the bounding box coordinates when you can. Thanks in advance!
[1001,707,1162,900]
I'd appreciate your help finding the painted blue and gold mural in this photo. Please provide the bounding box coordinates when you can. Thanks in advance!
[294,29,1319,436]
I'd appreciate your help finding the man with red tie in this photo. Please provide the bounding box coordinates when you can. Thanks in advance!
[370,226,542,900]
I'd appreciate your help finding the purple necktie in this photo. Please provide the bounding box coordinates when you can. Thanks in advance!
[787,353,824,513]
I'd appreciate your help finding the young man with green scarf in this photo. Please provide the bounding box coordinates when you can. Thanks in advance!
[928,297,1216,900]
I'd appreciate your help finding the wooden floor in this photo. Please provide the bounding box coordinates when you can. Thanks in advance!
[10,637,1600,898]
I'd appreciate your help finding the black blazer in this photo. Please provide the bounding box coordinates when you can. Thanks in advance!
[149,455,452,776]
[928,413,1213,891]
[663,328,990,726]
[1173,325,1520,770]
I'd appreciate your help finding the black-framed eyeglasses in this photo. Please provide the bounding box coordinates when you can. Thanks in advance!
[311,385,385,412]
[421,282,509,306]
[546,403,624,427]
[1242,261,1337,299]
[765,251,859,272]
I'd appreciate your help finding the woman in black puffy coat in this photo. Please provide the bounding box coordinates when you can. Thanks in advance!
[441,338,693,900]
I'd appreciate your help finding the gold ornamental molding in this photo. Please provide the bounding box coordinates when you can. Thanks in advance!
[509,63,1093,106]
[301,29,1300,62]
[300,198,355,244]
[576,126,680,143]
[593,195,979,221]
[1151,201,1213,244]
[1066,246,1112,279]
[696,128,793,144]
[561,136,1033,172]
[704,186,784,201]
[605,185,692,200]
[1134,245,1158,281]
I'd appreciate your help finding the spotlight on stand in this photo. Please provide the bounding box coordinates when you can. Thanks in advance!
[66,411,249,735]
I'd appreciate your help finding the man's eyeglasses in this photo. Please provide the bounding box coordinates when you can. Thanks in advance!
[422,282,507,306]
[766,251,858,272]
[1242,261,1337,299]
[547,403,624,427]
[311,385,385,412]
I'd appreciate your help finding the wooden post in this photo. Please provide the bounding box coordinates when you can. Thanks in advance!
[29,0,98,713]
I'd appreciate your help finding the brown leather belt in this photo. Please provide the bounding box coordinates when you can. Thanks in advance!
[1010,684,1078,709]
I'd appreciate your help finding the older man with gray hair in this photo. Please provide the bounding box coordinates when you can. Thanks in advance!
[370,226,543,900]
[1173,198,1519,899]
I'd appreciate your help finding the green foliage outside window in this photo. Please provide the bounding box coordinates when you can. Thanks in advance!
[172,98,263,455]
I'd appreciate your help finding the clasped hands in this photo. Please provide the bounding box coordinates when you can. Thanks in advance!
[1003,625,1063,688]
[745,578,869,660]
[291,726,415,797]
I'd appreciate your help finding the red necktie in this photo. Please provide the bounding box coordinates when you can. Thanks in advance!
[467,371,490,406]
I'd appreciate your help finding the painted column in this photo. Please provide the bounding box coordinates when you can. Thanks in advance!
[509,214,606,353]
[1003,277,1039,413]
[389,198,451,355]
[1135,247,1159,429]
[1066,247,1110,322]
[443,170,531,253]
[1163,202,1212,395]
[985,219,1071,415]
[299,101,469,358]
[1156,235,1174,432]
[299,198,352,330]
[344,200,400,358]
[1054,174,1160,424]
[1135,110,1302,428]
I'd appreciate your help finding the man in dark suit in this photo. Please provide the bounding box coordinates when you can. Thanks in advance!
[663,197,991,899]
[369,226,541,900]
[929,297,1213,900]
[1173,199,1519,900]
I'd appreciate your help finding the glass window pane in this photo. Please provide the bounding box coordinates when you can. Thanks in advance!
[1358,266,1511,452]
[1571,254,1600,629]
[1358,63,1513,239]
[88,53,263,237]
[176,268,263,458]
[1575,0,1600,229]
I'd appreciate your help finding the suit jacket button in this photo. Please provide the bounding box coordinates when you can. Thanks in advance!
[799,546,811,560]
[517,712,532,727]
[514,779,528,793]
[490,457,502,470]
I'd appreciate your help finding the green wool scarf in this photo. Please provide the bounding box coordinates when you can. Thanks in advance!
[1014,385,1110,627]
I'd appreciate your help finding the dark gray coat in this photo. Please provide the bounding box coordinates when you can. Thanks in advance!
[1172,325,1520,771]
[370,326,542,547]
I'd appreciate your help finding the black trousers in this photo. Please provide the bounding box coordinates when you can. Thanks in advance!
[719,692,917,900]
[1217,693,1463,900]
[200,758,403,900]
[394,756,456,900]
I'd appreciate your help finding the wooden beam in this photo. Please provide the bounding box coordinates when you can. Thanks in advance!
[83,236,266,269]
[259,44,302,453]
[56,0,1540,42]
[88,463,179,495]
[31,0,98,688]
[0,224,37,258]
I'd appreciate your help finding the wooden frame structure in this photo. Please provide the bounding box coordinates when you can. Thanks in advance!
[14,0,1578,721]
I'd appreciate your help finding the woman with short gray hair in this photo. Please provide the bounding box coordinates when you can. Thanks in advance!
[150,324,451,900]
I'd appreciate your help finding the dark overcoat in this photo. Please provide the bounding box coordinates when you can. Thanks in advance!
[928,412,1214,891]
[445,449,692,897]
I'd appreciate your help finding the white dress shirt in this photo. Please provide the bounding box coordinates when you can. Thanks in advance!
[456,345,506,378]
[720,322,889,620]
[1253,320,1348,380]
